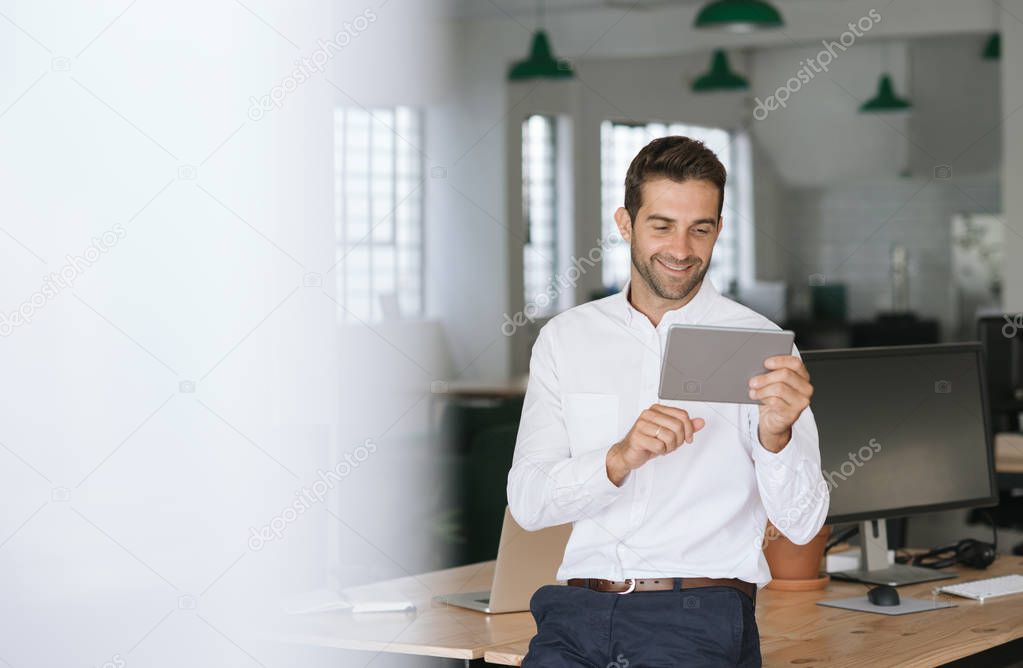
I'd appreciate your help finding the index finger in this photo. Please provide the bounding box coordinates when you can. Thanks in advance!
[649,404,693,421]
[650,404,696,444]
[763,355,809,380]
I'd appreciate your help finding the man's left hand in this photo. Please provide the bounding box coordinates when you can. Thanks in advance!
[748,355,813,453]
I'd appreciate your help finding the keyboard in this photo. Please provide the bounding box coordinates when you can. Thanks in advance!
[937,575,1023,602]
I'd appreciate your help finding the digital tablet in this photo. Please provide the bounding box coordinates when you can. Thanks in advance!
[658,324,795,404]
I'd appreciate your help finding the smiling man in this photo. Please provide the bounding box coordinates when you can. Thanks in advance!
[507,136,829,667]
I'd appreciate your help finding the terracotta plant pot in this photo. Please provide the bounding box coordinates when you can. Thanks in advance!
[762,523,830,590]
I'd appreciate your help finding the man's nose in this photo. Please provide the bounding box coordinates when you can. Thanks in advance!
[665,232,693,258]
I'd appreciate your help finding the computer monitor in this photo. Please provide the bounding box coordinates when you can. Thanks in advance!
[802,343,997,586]
[978,315,1023,433]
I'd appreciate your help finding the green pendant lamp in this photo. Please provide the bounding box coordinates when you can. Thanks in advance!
[508,31,573,80]
[983,33,1000,60]
[692,50,749,92]
[860,74,911,113]
[693,0,784,32]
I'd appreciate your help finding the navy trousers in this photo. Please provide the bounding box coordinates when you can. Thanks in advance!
[522,583,761,667]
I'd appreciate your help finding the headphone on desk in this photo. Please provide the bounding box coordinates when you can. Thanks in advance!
[908,537,997,570]
[902,513,998,570]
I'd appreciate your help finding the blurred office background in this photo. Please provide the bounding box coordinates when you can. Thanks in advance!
[1,0,1023,665]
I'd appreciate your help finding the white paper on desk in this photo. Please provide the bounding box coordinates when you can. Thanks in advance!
[346,585,415,613]
[283,588,352,615]
[351,601,416,613]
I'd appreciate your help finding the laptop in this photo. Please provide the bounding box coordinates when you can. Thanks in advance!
[433,507,572,613]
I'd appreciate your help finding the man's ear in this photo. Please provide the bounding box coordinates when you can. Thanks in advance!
[614,207,632,243]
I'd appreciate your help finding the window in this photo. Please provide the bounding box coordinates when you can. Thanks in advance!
[600,120,742,294]
[522,114,558,317]
[335,107,423,322]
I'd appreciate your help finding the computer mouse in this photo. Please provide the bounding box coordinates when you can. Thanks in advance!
[867,585,900,607]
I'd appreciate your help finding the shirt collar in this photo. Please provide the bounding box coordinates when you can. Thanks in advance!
[616,277,719,328]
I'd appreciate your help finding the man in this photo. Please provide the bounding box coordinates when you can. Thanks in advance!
[506,136,829,667]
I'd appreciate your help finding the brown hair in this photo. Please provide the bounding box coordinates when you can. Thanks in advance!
[623,136,726,223]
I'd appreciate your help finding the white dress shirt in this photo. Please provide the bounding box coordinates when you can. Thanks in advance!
[506,279,829,586]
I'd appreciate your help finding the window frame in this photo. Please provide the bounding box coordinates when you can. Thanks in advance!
[521,113,560,319]
[334,106,425,322]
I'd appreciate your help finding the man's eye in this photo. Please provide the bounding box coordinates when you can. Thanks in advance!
[654,226,669,232]
[694,227,710,235]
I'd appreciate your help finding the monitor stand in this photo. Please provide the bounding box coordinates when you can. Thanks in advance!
[829,519,958,587]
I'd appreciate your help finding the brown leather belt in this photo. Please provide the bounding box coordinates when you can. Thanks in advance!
[567,577,756,602]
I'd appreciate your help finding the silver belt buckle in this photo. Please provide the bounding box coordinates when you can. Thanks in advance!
[617,578,636,594]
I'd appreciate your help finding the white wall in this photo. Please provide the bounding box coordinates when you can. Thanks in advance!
[1002,0,1023,314]
[422,16,522,382]
[749,41,911,187]
[751,139,790,282]
[909,35,1002,178]
[782,175,1001,328]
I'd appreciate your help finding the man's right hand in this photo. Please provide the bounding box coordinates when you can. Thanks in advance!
[605,405,706,486]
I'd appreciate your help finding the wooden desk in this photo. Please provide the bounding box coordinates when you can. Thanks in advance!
[483,557,1023,667]
[995,433,1023,493]
[437,377,529,399]
[996,432,1023,474]
[277,560,534,661]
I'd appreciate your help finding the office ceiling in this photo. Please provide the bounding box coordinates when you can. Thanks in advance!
[453,0,707,21]
[453,0,853,22]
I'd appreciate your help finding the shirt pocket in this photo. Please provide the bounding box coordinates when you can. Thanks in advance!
[563,393,619,456]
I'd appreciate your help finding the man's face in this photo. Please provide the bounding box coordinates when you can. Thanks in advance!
[615,177,722,301]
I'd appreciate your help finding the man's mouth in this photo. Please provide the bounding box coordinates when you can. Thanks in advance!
[656,257,696,274]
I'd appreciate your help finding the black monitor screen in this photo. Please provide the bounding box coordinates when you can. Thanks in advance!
[803,345,996,524]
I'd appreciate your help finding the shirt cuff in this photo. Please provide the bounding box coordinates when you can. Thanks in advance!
[552,444,627,510]
[749,415,802,471]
